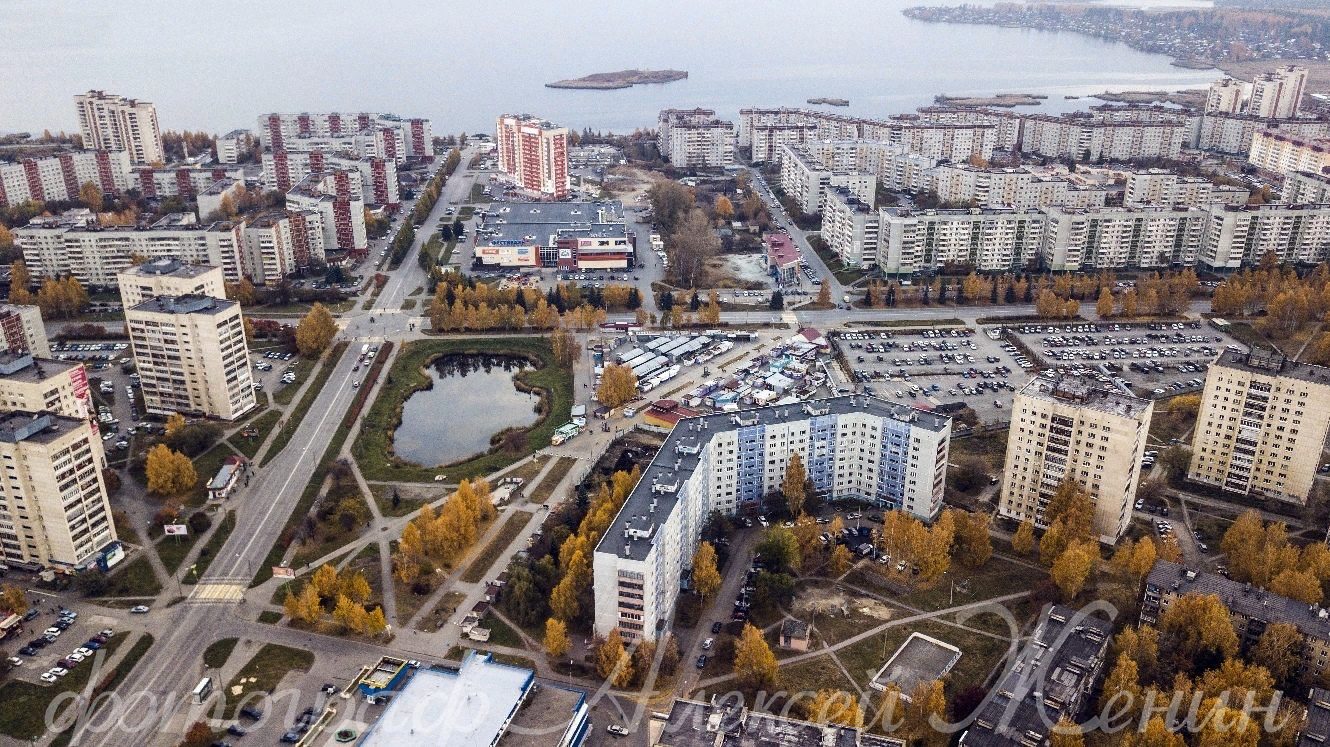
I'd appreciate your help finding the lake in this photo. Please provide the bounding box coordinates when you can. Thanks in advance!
[0,0,1220,136]
[392,354,540,467]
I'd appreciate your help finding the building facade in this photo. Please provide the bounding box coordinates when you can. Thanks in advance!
[592,396,950,639]
[1248,66,1309,119]
[74,90,164,165]
[261,149,400,207]
[1207,78,1252,115]
[495,114,570,199]
[1122,170,1249,208]
[0,305,50,358]
[0,411,116,571]
[778,144,876,215]
[1000,373,1153,543]
[284,171,367,257]
[0,150,132,208]
[123,294,255,420]
[257,113,432,162]
[1187,349,1330,504]
[656,109,735,168]
[1248,130,1330,174]
[1040,206,1208,272]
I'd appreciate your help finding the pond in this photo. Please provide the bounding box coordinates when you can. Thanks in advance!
[393,354,540,467]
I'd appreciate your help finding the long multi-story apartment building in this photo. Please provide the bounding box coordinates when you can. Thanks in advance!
[1142,560,1330,680]
[116,257,226,307]
[1187,349,1330,504]
[0,354,93,421]
[240,211,326,284]
[914,107,1023,150]
[1000,373,1152,544]
[1249,130,1330,174]
[130,164,238,200]
[592,396,951,640]
[931,164,1108,210]
[0,150,132,208]
[123,292,255,420]
[1041,206,1208,272]
[1198,202,1330,269]
[17,212,244,286]
[257,113,432,162]
[495,114,570,199]
[1191,113,1330,156]
[740,108,995,164]
[74,90,164,165]
[1020,110,1187,161]
[796,139,938,192]
[1248,65,1309,119]
[778,144,875,215]
[1283,170,1330,204]
[0,305,50,358]
[261,149,400,206]
[656,109,735,169]
[960,605,1111,747]
[284,171,367,257]
[1122,170,1249,208]
[0,411,116,571]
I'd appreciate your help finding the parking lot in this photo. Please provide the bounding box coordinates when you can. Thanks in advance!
[6,602,123,687]
[832,326,1032,425]
[1003,320,1244,399]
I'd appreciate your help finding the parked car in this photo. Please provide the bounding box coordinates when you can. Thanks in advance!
[130,605,150,614]
[607,724,630,736]
[695,655,708,669]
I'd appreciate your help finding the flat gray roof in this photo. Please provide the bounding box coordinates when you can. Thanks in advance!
[485,201,623,225]
[124,258,218,279]
[1019,372,1151,419]
[0,354,79,382]
[130,294,235,316]
[1146,559,1330,640]
[1213,347,1330,388]
[0,411,83,445]
[597,395,950,561]
[359,653,532,747]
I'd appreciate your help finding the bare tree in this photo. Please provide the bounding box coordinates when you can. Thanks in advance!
[667,209,718,289]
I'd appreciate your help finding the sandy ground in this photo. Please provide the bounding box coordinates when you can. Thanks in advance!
[795,585,897,622]
[706,254,771,289]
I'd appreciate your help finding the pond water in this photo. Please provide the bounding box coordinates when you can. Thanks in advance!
[393,354,540,467]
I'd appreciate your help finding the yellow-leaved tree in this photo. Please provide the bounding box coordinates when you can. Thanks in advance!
[692,541,722,601]
[145,444,197,498]
[295,302,337,357]
[597,364,638,408]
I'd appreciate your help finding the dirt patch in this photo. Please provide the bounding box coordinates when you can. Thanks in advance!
[705,254,770,289]
[603,166,663,203]
[795,585,896,622]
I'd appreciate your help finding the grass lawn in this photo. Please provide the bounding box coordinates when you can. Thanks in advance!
[837,617,1011,694]
[0,633,130,740]
[229,409,281,459]
[506,454,551,485]
[262,342,347,466]
[288,488,374,569]
[401,299,417,311]
[371,484,431,518]
[776,655,857,695]
[101,554,162,597]
[155,531,200,575]
[529,456,579,504]
[220,644,315,718]
[416,590,467,632]
[185,511,236,582]
[352,337,573,483]
[203,637,239,669]
[482,613,523,647]
[258,610,282,624]
[461,511,532,583]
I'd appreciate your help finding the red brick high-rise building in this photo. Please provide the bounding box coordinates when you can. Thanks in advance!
[495,114,569,199]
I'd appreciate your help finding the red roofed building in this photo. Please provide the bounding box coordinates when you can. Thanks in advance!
[764,232,802,286]
[643,399,700,430]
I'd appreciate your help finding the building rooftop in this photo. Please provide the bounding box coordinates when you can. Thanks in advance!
[1300,688,1330,747]
[124,258,219,279]
[963,605,1111,747]
[130,294,236,316]
[1213,347,1330,387]
[485,201,623,225]
[1019,372,1152,419]
[654,698,891,747]
[0,411,83,445]
[765,233,801,267]
[597,395,950,562]
[870,632,963,697]
[1145,559,1330,640]
[0,353,78,382]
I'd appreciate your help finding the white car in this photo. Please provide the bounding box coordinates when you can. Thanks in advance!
[6,656,21,667]
[49,667,68,677]
[67,652,86,663]
[130,605,150,614]
[74,647,94,658]
[40,672,57,683]
[43,628,61,638]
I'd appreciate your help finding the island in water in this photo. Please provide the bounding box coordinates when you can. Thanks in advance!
[934,92,1046,108]
[807,97,850,107]
[546,69,688,90]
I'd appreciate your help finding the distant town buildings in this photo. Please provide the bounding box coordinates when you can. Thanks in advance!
[0,411,117,571]
[0,150,132,208]
[656,108,735,169]
[1187,349,1330,504]
[74,90,164,164]
[495,114,570,199]
[593,396,951,639]
[1000,373,1153,543]
[473,201,632,270]
[257,112,432,163]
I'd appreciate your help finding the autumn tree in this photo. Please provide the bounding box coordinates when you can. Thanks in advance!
[1051,541,1097,600]
[310,563,339,599]
[714,195,735,222]
[1096,287,1115,319]
[805,689,863,727]
[544,617,571,659]
[817,282,831,307]
[667,209,719,288]
[950,509,992,568]
[0,584,27,615]
[284,584,321,624]
[692,541,722,600]
[1157,593,1239,673]
[904,680,947,747]
[733,623,778,689]
[1012,519,1035,556]
[1098,653,1142,718]
[1249,621,1302,689]
[145,444,197,498]
[783,452,807,517]
[295,302,337,357]
[647,180,696,234]
[165,412,187,436]
[180,721,216,747]
[1124,716,1186,747]
[829,544,853,576]
[699,289,721,325]
[597,364,638,408]
[595,629,634,687]
[79,181,104,212]
[7,261,31,305]
[1049,717,1085,747]
[550,326,581,367]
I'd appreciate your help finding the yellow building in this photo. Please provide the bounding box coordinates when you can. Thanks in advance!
[125,295,255,420]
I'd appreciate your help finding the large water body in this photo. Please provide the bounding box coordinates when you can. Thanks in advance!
[0,0,1222,136]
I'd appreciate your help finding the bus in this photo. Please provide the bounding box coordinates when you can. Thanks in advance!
[192,677,213,705]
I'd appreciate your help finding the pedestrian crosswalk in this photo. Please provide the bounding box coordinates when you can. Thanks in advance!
[186,577,248,605]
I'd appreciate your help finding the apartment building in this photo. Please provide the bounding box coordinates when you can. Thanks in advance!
[915,106,1023,150]
[1142,560,1330,679]
[656,109,735,169]
[495,114,570,199]
[823,188,880,269]
[116,257,225,307]
[1000,373,1152,543]
[0,411,116,570]
[0,305,50,358]
[257,113,432,162]
[1249,130,1330,174]
[1187,349,1330,504]
[1198,203,1330,269]
[931,164,1108,210]
[1123,170,1249,208]
[1283,170,1330,204]
[0,150,132,208]
[17,212,244,286]
[739,108,995,163]
[1020,112,1187,161]
[240,211,325,284]
[1192,113,1330,156]
[215,130,250,165]
[592,396,950,640]
[778,144,875,215]
[284,171,367,257]
[1207,78,1252,115]
[0,354,93,421]
[797,139,937,192]
[123,293,255,420]
[130,164,238,200]
[74,90,164,165]
[1249,65,1309,119]
[960,605,1112,747]
[1041,206,1208,271]
[473,201,632,269]
[261,149,400,206]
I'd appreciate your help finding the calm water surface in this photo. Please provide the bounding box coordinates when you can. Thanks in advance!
[0,0,1220,135]
[393,354,539,467]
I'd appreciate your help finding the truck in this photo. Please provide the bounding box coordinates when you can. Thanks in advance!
[360,344,370,355]
[551,422,582,446]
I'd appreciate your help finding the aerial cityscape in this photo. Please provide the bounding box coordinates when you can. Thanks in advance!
[8,3,1330,747]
